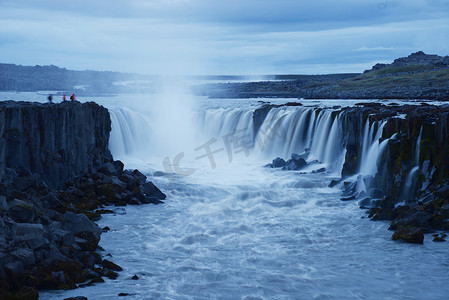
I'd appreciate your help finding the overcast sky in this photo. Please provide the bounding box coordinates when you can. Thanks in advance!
[0,0,448,75]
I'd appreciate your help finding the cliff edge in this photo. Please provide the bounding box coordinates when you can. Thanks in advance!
[0,101,166,299]
[0,101,112,189]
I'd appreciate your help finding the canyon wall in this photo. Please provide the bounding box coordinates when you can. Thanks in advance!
[0,101,112,188]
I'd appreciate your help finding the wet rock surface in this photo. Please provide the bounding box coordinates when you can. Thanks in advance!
[260,101,449,244]
[0,101,166,299]
[0,160,166,298]
[340,103,449,243]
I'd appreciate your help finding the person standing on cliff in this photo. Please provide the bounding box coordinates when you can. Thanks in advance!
[48,94,53,103]
[70,93,75,101]
[63,94,66,101]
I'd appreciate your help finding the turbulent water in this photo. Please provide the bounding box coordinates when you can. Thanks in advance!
[2,92,448,299]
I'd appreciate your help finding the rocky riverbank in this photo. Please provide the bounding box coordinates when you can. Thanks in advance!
[259,101,449,244]
[0,101,166,299]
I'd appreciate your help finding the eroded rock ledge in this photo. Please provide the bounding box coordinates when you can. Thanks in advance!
[0,101,165,299]
[341,103,449,244]
[258,101,449,244]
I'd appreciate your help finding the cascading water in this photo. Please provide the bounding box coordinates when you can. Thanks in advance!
[359,119,388,177]
[195,107,255,146]
[128,104,348,174]
[109,108,153,158]
[397,126,423,205]
[42,95,449,300]
[252,107,346,173]
[335,117,392,202]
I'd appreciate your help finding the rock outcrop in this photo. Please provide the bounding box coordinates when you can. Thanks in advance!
[0,101,112,188]
[0,101,166,299]
[367,51,449,72]
[339,103,449,243]
[257,101,449,244]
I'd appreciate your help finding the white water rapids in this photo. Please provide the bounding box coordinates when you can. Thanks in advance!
[21,93,447,300]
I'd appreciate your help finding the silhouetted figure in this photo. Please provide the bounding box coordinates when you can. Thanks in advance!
[63,94,66,101]
[70,93,75,101]
[48,94,53,103]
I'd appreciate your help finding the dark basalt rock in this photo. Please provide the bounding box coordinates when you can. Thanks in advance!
[432,233,447,242]
[268,152,310,171]
[142,182,166,202]
[288,153,307,170]
[337,103,449,241]
[258,101,449,242]
[392,226,424,244]
[0,101,167,298]
[271,157,287,168]
[0,101,112,189]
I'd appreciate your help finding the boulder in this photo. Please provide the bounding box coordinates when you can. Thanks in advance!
[291,152,308,161]
[432,233,447,242]
[12,223,46,250]
[8,199,35,223]
[392,226,424,244]
[113,160,124,174]
[52,229,75,246]
[291,157,307,169]
[4,261,24,276]
[389,211,432,231]
[142,182,166,200]
[118,173,138,190]
[284,155,307,171]
[132,169,147,184]
[11,247,35,267]
[62,212,101,240]
[271,157,287,168]
[75,232,100,251]
[98,162,117,176]
[102,259,123,271]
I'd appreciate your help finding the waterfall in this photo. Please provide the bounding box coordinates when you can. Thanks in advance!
[196,108,254,143]
[397,126,423,205]
[415,126,422,166]
[359,120,387,176]
[250,107,345,172]
[309,110,334,163]
[108,104,349,174]
[109,107,153,158]
[397,166,419,206]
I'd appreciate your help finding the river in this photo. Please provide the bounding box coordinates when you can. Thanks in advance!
[1,91,448,299]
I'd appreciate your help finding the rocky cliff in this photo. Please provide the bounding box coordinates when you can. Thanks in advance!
[0,101,166,299]
[0,101,112,188]
[258,101,449,244]
[340,103,449,243]
[368,51,449,72]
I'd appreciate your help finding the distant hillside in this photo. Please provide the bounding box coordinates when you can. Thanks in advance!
[196,51,449,100]
[0,64,150,94]
[2,52,449,100]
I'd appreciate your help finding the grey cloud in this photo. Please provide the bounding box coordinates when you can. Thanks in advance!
[0,0,448,74]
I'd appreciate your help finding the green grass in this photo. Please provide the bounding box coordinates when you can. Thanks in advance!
[366,64,436,76]
[336,66,449,90]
